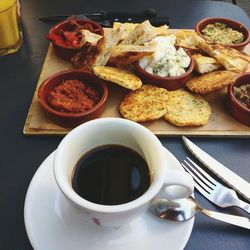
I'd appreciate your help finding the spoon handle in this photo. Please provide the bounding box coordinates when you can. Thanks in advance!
[200,208,250,229]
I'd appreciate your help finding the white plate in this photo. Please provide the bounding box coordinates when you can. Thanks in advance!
[24,148,194,250]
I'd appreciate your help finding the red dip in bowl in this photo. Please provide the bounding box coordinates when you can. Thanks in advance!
[47,79,101,113]
[38,69,108,127]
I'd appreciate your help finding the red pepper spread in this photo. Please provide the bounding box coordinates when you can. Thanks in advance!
[47,79,101,113]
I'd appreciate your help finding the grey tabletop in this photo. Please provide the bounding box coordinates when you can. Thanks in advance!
[0,0,249,249]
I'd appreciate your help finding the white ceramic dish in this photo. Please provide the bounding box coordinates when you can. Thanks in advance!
[24,148,194,250]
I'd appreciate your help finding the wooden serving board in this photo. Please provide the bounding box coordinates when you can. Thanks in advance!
[23,30,250,136]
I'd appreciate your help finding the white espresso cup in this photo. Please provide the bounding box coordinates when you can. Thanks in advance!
[54,118,193,227]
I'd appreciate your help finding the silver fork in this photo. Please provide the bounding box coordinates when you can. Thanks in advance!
[181,157,250,214]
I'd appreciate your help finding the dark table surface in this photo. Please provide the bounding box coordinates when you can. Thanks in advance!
[0,0,250,249]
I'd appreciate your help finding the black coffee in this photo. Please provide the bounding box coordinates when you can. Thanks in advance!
[72,145,150,205]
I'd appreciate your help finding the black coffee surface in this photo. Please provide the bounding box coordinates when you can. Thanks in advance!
[72,145,150,205]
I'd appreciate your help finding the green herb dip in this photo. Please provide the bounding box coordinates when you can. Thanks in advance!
[201,22,244,44]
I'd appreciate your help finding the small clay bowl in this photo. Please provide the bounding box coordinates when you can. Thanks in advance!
[228,72,250,126]
[47,19,104,60]
[195,17,250,50]
[134,53,194,91]
[38,70,108,127]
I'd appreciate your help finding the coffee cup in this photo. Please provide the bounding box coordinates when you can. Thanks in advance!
[54,118,193,227]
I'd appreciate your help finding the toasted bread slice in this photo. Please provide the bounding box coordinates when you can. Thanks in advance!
[196,37,250,73]
[164,89,211,127]
[192,53,222,74]
[93,66,142,90]
[119,85,169,122]
[186,70,238,94]
[108,44,155,65]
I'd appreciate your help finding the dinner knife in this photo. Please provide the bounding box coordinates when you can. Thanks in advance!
[182,136,250,202]
[39,15,169,27]
[39,8,157,23]
[97,17,170,27]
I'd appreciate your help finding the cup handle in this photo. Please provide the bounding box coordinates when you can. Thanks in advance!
[159,170,194,200]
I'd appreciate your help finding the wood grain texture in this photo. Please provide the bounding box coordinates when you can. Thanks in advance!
[23,30,250,136]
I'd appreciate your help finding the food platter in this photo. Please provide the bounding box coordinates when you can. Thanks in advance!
[23,29,250,136]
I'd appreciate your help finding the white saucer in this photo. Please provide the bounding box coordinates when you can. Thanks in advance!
[24,148,194,250]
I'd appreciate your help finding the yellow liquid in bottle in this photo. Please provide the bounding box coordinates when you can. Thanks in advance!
[0,0,22,55]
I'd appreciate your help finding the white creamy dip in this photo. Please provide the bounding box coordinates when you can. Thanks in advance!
[139,35,191,77]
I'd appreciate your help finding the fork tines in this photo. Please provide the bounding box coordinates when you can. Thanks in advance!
[181,157,219,195]
[181,157,250,213]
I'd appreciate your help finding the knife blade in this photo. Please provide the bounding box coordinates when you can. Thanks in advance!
[39,15,169,27]
[182,136,250,202]
[39,8,157,23]
[98,17,170,27]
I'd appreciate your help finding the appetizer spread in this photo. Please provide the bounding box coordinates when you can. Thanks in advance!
[40,18,250,128]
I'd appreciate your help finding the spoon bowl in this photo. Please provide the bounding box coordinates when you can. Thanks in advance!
[150,197,197,222]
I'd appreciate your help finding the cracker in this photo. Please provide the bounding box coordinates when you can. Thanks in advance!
[119,85,169,122]
[108,44,155,65]
[175,30,199,50]
[113,22,139,41]
[93,66,142,90]
[196,37,250,73]
[192,53,221,74]
[186,70,238,94]
[120,20,168,46]
[71,28,123,70]
[164,89,211,127]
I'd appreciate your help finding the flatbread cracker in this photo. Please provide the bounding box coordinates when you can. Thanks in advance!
[192,54,222,74]
[113,22,139,41]
[175,30,199,50]
[108,44,155,65]
[196,37,250,73]
[119,85,169,122]
[120,20,168,45]
[186,70,238,94]
[71,28,123,70]
[93,66,142,90]
[164,89,211,127]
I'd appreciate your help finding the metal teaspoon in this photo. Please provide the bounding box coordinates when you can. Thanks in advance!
[149,197,250,229]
